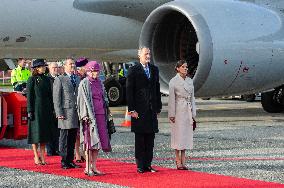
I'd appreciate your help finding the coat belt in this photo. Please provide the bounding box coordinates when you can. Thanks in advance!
[176,96,191,103]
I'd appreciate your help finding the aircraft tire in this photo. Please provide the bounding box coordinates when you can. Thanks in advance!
[104,79,123,106]
[261,90,283,113]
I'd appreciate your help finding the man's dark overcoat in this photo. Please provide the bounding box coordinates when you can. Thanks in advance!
[126,63,162,133]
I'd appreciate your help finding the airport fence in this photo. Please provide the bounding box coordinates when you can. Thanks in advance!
[0,71,12,85]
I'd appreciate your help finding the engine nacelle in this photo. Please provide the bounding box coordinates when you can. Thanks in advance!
[140,0,284,97]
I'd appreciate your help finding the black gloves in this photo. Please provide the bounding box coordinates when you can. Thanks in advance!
[28,112,34,121]
[12,82,18,87]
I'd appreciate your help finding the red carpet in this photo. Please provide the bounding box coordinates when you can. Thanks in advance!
[0,147,283,188]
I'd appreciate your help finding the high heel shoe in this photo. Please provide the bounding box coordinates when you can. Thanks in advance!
[175,161,184,170]
[181,165,188,170]
[34,157,42,165]
[41,161,48,165]
[76,156,86,163]
[92,170,105,176]
[84,169,94,176]
[181,161,189,170]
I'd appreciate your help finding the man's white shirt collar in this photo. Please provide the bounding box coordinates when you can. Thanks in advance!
[140,62,149,68]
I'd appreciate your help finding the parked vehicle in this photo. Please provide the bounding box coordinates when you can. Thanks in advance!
[101,61,137,106]
[242,93,261,102]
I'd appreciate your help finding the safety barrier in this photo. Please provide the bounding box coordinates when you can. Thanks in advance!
[0,92,28,140]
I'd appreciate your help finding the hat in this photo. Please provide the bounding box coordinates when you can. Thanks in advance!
[85,61,100,71]
[31,59,46,68]
[75,57,88,67]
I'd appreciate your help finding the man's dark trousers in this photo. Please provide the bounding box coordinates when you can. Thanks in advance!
[46,125,60,155]
[135,133,155,169]
[59,128,77,164]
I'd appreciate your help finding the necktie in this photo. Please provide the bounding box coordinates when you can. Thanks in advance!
[144,66,150,79]
[70,74,76,88]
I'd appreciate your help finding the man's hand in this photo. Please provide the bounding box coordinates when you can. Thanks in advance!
[169,117,175,123]
[82,116,91,124]
[130,111,139,119]
[83,116,89,121]
[57,116,65,120]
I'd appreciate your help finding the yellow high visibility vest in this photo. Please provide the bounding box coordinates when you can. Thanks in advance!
[11,65,31,85]
[118,69,124,77]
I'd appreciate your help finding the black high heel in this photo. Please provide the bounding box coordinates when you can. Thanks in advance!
[76,156,86,163]
[34,157,42,165]
[175,161,184,170]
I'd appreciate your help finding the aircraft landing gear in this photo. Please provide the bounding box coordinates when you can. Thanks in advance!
[261,86,284,113]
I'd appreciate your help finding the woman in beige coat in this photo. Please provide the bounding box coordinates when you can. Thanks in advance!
[168,60,196,170]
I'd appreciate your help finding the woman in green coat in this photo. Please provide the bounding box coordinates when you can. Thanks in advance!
[27,59,54,165]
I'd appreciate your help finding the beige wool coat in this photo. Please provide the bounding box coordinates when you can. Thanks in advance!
[168,74,196,150]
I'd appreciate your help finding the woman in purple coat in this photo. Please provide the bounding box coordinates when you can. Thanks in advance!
[77,61,111,176]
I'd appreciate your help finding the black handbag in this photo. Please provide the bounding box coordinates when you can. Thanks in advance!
[107,109,116,135]
[193,119,197,131]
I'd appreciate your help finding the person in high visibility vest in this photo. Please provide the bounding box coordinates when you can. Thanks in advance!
[118,66,124,78]
[11,58,31,91]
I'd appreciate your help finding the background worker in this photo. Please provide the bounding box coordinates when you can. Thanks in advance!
[46,62,60,156]
[11,58,31,92]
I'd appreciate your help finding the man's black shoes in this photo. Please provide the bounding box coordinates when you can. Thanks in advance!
[61,162,71,169]
[68,162,81,168]
[145,166,158,173]
[137,167,158,173]
[61,162,80,169]
[137,168,145,173]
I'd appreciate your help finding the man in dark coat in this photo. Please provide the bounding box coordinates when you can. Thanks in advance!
[46,62,60,156]
[126,46,162,173]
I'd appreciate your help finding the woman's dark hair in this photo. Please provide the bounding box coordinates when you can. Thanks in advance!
[32,67,44,76]
[175,60,188,73]
[175,60,191,77]
[32,68,39,76]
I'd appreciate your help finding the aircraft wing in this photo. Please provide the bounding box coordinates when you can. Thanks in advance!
[73,0,170,21]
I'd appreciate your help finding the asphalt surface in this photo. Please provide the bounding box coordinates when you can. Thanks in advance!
[0,97,283,187]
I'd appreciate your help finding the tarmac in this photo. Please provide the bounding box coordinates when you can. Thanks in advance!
[0,97,283,187]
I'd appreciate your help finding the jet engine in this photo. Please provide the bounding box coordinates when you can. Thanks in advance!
[140,0,284,97]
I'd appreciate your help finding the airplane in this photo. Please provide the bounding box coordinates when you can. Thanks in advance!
[1,0,284,113]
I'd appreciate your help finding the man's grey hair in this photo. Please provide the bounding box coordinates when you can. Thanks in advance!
[138,46,150,56]
[138,46,150,51]
[48,62,58,67]
[63,57,74,65]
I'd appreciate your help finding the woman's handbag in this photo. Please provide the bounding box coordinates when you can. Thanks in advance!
[107,116,116,134]
[193,119,197,131]
[107,109,116,135]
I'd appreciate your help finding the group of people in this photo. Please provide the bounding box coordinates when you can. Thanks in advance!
[26,58,111,176]
[18,46,196,176]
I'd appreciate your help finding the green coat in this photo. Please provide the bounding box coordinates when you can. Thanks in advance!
[27,74,55,144]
